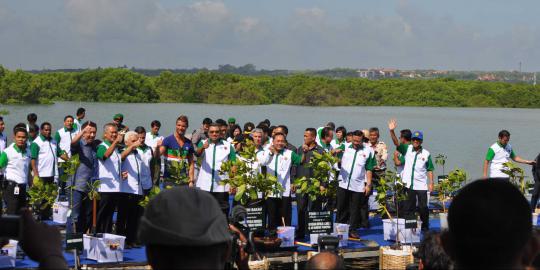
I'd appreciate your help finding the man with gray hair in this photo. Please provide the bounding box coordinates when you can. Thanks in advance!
[96,122,125,233]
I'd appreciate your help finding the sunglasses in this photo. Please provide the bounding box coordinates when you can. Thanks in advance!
[209,131,220,134]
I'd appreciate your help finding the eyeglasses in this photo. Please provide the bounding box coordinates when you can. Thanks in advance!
[209,131,220,134]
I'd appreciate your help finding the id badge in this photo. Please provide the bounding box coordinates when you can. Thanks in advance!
[14,186,19,195]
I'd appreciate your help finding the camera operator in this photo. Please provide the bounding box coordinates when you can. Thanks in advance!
[1,209,68,269]
[139,186,249,270]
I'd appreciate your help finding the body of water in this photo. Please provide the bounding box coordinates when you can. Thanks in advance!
[2,102,538,180]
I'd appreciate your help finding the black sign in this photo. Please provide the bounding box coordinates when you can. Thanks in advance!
[246,207,265,230]
[307,211,333,234]
[405,219,418,229]
[65,233,84,251]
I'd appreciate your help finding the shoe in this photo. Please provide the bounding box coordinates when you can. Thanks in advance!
[349,231,360,239]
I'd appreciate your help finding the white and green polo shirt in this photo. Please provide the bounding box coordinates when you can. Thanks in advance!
[397,144,434,190]
[486,142,515,178]
[120,146,153,195]
[260,148,301,198]
[330,138,345,152]
[73,118,83,133]
[0,143,31,184]
[96,140,122,193]
[196,139,236,193]
[55,127,77,162]
[30,135,60,178]
[337,143,376,192]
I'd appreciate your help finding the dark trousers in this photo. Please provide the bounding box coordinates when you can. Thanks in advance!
[531,178,540,210]
[66,189,92,234]
[296,194,324,238]
[266,197,292,230]
[336,187,369,230]
[96,192,119,233]
[116,193,143,244]
[405,188,429,230]
[211,192,230,217]
[2,181,27,215]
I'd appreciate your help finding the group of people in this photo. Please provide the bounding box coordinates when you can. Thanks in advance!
[0,108,538,247]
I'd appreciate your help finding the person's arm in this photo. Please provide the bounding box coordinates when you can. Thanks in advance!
[388,119,400,147]
[54,131,61,146]
[30,142,40,177]
[99,137,121,160]
[483,147,495,178]
[365,152,377,195]
[259,149,273,166]
[426,155,435,192]
[196,140,209,157]
[291,151,302,166]
[512,150,535,165]
[120,141,140,161]
[188,153,195,187]
[229,145,237,162]
[0,151,8,169]
[393,151,402,166]
[70,127,86,146]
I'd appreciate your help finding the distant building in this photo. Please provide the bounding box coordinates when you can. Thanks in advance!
[357,68,400,79]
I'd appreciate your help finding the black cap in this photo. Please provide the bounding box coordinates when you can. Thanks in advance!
[139,187,230,246]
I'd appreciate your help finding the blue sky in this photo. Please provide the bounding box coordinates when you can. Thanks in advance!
[1,0,540,71]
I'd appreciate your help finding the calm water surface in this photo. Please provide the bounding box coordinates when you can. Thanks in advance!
[2,102,539,180]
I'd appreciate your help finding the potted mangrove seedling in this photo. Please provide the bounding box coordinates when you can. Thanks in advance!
[220,140,284,205]
[293,151,339,244]
[376,170,415,269]
[501,162,537,225]
[437,168,467,229]
[434,154,448,185]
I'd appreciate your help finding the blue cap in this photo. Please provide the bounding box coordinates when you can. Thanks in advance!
[412,131,423,140]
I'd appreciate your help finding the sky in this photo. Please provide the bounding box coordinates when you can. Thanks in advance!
[1,0,540,71]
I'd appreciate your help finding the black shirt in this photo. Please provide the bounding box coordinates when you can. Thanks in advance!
[295,144,324,179]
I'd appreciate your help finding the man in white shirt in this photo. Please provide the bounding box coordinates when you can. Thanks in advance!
[483,130,534,178]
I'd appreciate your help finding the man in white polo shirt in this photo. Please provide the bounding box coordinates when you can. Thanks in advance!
[260,132,302,230]
[31,122,61,184]
[96,123,124,233]
[196,123,237,216]
[483,130,534,178]
[0,125,31,214]
[396,130,434,232]
[336,130,376,239]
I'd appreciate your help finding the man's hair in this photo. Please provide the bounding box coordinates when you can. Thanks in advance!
[417,231,453,270]
[273,132,286,140]
[176,115,189,125]
[305,252,345,270]
[251,128,263,135]
[40,122,51,130]
[151,120,161,128]
[103,123,117,132]
[215,119,227,127]
[346,132,353,137]
[268,126,276,134]
[321,127,333,139]
[400,129,412,141]
[336,126,347,135]
[257,122,269,129]
[13,126,28,136]
[76,108,85,116]
[305,128,317,137]
[325,122,336,131]
[81,121,97,130]
[444,179,532,268]
[64,115,74,122]
[208,123,221,129]
[498,130,511,138]
[134,126,146,134]
[202,118,212,125]
[277,125,289,135]
[352,130,364,137]
[244,122,255,132]
[124,131,138,142]
[0,116,3,122]
[369,127,379,134]
[27,113,37,122]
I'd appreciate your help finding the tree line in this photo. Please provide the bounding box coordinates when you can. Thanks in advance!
[1,65,539,107]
